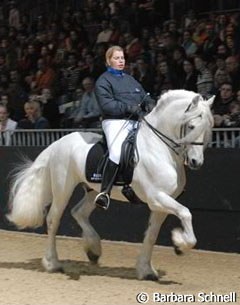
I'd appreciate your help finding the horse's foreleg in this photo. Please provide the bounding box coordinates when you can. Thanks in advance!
[136,211,167,281]
[71,188,102,264]
[149,192,197,254]
[42,198,69,272]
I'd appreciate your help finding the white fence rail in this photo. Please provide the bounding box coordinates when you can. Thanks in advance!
[0,128,240,148]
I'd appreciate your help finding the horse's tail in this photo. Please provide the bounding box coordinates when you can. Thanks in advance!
[6,154,51,229]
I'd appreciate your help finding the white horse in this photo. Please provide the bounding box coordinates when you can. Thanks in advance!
[6,90,214,281]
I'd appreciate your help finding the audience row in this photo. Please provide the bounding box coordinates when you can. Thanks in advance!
[0,0,240,143]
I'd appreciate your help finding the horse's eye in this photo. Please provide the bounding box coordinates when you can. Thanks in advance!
[188,125,195,130]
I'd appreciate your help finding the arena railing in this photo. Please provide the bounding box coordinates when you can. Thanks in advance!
[0,128,240,148]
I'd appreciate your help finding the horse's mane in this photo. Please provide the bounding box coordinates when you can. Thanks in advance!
[154,90,213,123]
[155,89,198,111]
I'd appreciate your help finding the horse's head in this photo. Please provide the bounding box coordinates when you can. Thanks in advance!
[177,93,214,169]
[146,90,214,170]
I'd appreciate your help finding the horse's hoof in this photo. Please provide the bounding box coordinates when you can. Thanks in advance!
[174,245,183,255]
[49,266,64,273]
[143,274,159,281]
[87,250,99,264]
[42,257,64,273]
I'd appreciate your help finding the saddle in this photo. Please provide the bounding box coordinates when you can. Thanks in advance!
[85,127,144,204]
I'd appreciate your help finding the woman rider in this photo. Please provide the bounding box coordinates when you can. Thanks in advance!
[94,45,155,209]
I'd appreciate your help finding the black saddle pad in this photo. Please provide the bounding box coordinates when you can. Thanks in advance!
[85,141,134,185]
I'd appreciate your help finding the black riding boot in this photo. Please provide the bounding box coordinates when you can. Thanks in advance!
[94,159,119,210]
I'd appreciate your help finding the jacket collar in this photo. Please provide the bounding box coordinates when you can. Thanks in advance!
[107,67,124,76]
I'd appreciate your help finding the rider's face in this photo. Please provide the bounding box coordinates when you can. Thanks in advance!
[108,50,125,70]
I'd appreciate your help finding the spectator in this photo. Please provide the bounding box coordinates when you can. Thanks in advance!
[211,68,231,94]
[155,48,168,64]
[72,77,101,128]
[83,52,104,80]
[183,9,197,30]
[225,34,235,55]
[142,36,158,65]
[31,58,56,94]
[215,55,226,71]
[232,13,240,56]
[140,27,151,50]
[171,46,186,85]
[58,53,80,104]
[130,56,155,93]
[225,55,240,91]
[167,20,181,43]
[154,60,178,96]
[17,99,50,129]
[96,19,113,44]
[39,88,60,128]
[212,82,235,127]
[192,20,208,47]
[7,69,28,121]
[84,10,101,46]
[19,44,39,74]
[53,31,68,67]
[93,42,108,76]
[8,1,20,30]
[215,14,227,38]
[0,93,9,105]
[216,43,230,60]
[64,29,85,54]
[181,29,198,58]
[194,54,213,97]
[161,31,178,58]
[181,57,198,92]
[137,0,156,28]
[108,18,121,44]
[223,101,240,127]
[40,45,53,67]
[123,31,143,63]
[0,103,17,145]
[0,54,8,75]
[236,88,240,104]
[199,23,222,60]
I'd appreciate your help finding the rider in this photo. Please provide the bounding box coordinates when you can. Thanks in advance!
[94,45,155,210]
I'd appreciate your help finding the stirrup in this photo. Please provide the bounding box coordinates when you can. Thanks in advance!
[94,192,110,210]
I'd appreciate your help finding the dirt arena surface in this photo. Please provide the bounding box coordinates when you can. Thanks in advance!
[0,229,239,305]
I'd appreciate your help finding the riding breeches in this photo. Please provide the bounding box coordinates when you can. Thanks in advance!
[102,119,138,164]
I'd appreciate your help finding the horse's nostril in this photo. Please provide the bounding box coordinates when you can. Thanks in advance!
[190,158,202,169]
[192,159,197,166]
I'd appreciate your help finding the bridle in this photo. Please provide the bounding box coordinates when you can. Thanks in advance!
[179,118,205,146]
[142,116,205,157]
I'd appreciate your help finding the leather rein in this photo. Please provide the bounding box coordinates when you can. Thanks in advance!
[142,117,204,156]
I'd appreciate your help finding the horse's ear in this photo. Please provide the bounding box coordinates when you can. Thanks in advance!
[206,95,215,108]
[185,94,201,113]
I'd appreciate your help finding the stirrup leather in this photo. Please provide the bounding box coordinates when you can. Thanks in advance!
[94,192,110,210]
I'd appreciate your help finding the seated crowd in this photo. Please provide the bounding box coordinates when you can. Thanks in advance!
[1,0,240,146]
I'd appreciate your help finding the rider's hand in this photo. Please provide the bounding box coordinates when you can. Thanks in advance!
[145,102,155,113]
[126,104,142,115]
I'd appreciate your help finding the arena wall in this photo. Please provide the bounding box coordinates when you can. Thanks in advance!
[0,147,239,253]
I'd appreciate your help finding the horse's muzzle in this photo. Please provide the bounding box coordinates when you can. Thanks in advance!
[187,157,203,170]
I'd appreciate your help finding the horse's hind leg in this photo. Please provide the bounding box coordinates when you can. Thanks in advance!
[136,211,167,281]
[71,186,101,264]
[42,194,72,272]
